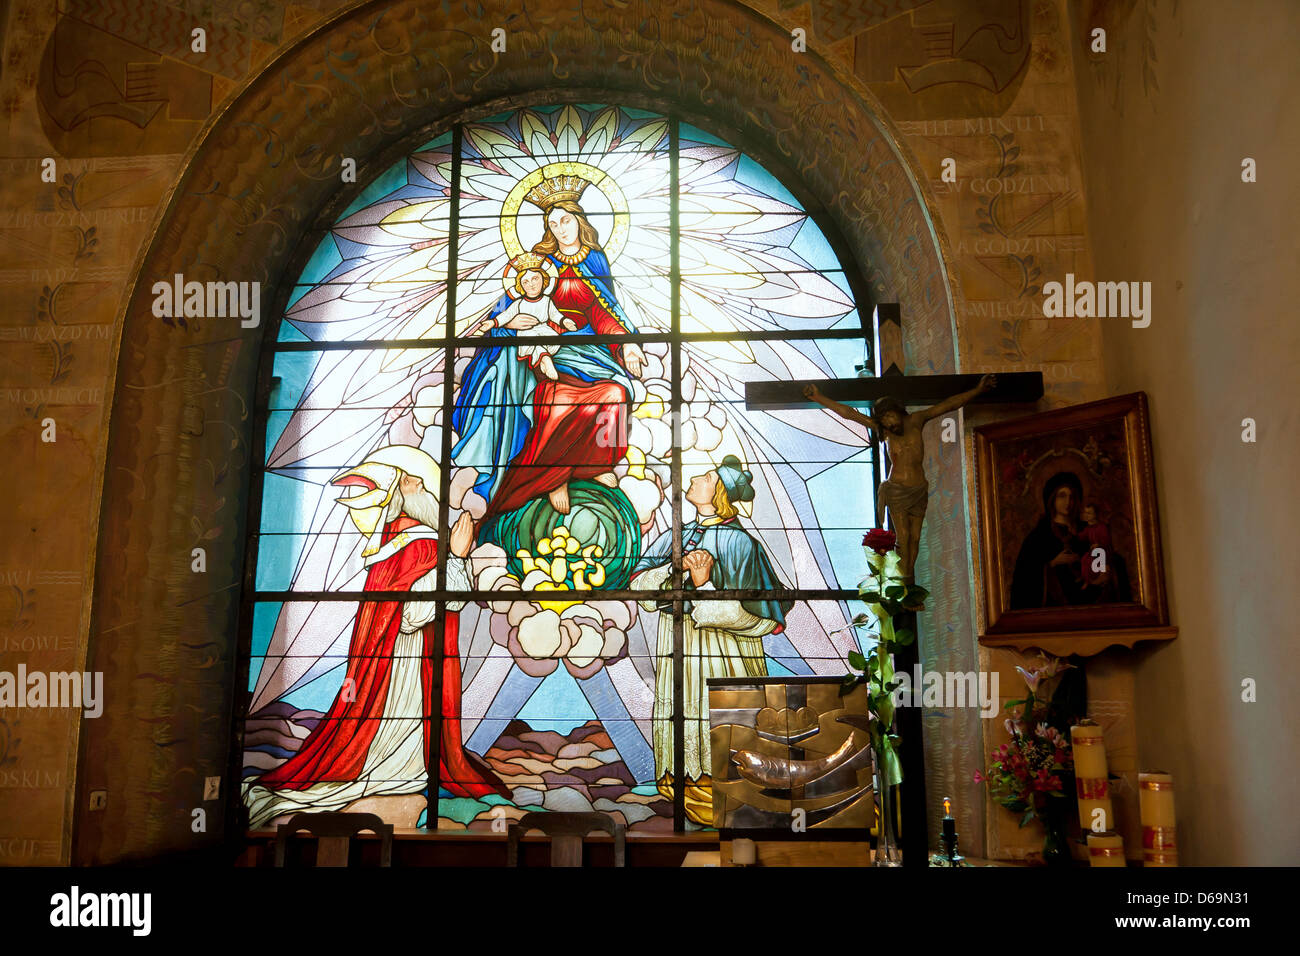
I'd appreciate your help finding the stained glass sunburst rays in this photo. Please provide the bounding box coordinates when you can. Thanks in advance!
[279,134,454,344]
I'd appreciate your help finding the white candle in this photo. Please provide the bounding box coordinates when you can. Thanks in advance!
[731,838,756,866]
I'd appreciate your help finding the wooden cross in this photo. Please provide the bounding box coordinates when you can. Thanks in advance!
[744,304,1045,410]
[744,303,1043,867]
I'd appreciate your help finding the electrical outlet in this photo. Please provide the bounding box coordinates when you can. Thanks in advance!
[89,790,107,811]
[203,776,220,801]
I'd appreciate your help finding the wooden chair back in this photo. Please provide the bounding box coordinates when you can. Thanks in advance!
[273,812,394,867]
[506,811,626,867]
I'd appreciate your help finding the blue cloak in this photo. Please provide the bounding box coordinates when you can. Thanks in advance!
[633,519,793,626]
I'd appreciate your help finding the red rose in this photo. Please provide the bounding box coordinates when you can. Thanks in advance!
[862,528,897,554]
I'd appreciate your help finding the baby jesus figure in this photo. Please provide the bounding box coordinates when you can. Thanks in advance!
[483,254,577,381]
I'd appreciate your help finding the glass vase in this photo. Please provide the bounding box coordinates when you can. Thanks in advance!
[873,772,903,867]
[1041,804,1071,867]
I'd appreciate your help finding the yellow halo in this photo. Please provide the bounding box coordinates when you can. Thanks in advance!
[500,161,630,264]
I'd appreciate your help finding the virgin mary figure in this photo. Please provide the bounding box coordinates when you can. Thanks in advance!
[451,174,648,518]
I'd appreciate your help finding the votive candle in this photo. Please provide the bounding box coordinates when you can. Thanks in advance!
[731,838,757,866]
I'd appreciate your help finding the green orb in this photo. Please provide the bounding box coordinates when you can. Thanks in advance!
[479,480,642,589]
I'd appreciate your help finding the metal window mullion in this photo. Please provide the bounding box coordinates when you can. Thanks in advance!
[267,327,871,353]
[668,115,686,833]
[427,123,464,831]
[253,587,859,603]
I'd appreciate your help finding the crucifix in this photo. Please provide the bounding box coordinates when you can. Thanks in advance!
[745,303,1043,866]
[745,304,1043,571]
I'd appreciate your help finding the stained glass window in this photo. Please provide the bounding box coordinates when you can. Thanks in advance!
[242,104,881,833]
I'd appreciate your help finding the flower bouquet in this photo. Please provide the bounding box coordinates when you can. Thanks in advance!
[974,654,1084,865]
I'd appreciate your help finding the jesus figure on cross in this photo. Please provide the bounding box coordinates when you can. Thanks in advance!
[804,374,996,581]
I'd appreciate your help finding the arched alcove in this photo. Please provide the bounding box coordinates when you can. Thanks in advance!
[74,0,974,863]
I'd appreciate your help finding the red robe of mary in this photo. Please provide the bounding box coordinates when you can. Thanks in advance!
[258,514,509,799]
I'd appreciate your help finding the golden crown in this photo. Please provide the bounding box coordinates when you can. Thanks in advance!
[524,173,591,210]
[509,252,547,272]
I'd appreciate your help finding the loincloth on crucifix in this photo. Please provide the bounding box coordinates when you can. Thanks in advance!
[879,478,929,518]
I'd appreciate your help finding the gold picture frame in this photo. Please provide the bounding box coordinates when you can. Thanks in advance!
[975,392,1170,643]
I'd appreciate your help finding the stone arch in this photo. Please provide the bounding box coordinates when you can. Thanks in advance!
[75,0,973,863]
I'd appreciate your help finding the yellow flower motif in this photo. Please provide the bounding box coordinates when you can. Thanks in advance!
[515,527,608,611]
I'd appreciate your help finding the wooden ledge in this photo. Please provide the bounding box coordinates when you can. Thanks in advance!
[979,626,1178,657]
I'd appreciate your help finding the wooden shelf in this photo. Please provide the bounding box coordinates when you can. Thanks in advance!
[979,626,1178,657]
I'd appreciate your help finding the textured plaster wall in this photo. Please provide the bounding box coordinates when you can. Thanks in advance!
[1071,0,1300,865]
